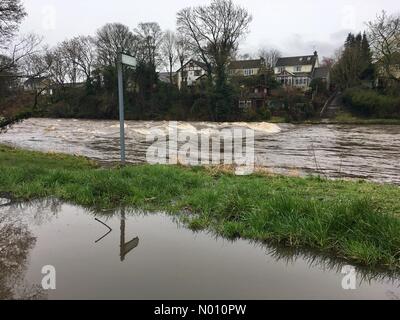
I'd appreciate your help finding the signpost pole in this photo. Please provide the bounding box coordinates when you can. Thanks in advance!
[117,53,126,165]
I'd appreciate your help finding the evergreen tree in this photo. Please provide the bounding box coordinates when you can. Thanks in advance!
[332,31,375,89]
[360,32,375,80]
[345,33,356,49]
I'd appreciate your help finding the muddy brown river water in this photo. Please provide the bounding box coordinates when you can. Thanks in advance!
[1,118,400,184]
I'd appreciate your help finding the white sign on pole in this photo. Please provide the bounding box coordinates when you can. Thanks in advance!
[121,53,137,67]
[117,52,137,165]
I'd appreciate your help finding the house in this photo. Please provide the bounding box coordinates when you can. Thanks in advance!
[23,77,53,95]
[312,66,331,90]
[375,52,400,88]
[158,72,177,84]
[229,59,266,77]
[176,58,267,89]
[274,51,320,89]
[176,60,208,89]
[238,85,269,109]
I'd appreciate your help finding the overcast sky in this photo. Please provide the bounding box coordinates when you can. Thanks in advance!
[20,0,399,58]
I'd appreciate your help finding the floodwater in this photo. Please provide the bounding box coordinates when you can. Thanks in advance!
[0,199,399,300]
[1,118,400,184]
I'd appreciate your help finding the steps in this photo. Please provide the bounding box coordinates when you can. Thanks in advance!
[321,92,343,118]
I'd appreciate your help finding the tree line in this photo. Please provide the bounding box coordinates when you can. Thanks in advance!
[1,0,400,124]
[1,0,263,122]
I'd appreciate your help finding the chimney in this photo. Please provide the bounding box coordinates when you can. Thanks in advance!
[314,51,318,57]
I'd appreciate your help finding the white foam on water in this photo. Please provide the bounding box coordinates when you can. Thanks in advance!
[0,198,11,206]
[225,122,281,134]
[177,123,198,132]
[110,123,129,129]
[44,126,57,132]
[245,122,281,134]
[133,128,154,136]
[199,128,220,136]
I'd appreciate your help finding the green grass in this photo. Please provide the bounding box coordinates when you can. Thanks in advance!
[330,112,400,125]
[1,145,400,270]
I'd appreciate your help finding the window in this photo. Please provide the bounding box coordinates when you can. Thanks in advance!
[295,66,302,72]
[244,69,254,76]
[278,67,285,73]
[239,100,252,109]
[194,70,201,77]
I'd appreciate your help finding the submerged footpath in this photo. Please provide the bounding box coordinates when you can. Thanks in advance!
[1,144,400,271]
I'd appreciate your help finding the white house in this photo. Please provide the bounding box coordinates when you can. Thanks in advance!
[274,51,320,89]
[176,59,208,89]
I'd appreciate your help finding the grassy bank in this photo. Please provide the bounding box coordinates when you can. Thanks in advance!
[271,113,400,125]
[1,145,400,270]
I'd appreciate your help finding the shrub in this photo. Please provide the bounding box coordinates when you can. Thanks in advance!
[343,88,400,118]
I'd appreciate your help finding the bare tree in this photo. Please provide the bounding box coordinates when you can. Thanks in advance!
[95,23,138,66]
[0,33,42,73]
[0,0,26,45]
[62,36,96,83]
[258,48,281,68]
[134,22,163,67]
[177,0,252,81]
[321,56,335,69]
[47,45,72,87]
[20,49,53,108]
[175,33,190,81]
[161,30,177,84]
[367,11,400,83]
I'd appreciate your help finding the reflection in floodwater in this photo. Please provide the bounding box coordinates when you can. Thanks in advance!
[119,210,139,262]
[0,206,46,299]
[95,210,139,261]
[0,199,399,299]
[94,218,112,243]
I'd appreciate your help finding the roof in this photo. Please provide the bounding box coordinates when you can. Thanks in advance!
[158,72,176,83]
[229,59,265,70]
[313,67,329,79]
[276,54,318,67]
[176,59,208,72]
[24,77,48,86]
[275,70,312,77]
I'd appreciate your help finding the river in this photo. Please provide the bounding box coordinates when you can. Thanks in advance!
[1,118,400,184]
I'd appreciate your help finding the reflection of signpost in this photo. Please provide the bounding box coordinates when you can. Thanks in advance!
[120,209,139,262]
[117,52,137,165]
[94,209,139,261]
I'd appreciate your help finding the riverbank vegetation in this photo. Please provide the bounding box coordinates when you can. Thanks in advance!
[1,145,400,271]
[332,12,400,119]
[342,88,400,118]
